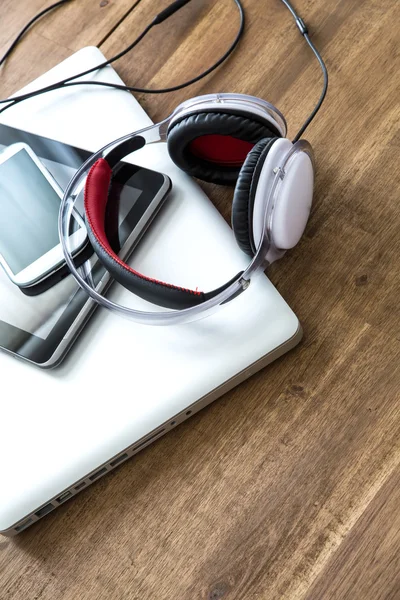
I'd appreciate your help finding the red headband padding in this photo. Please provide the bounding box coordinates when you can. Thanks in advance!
[83,159,203,296]
[189,135,254,166]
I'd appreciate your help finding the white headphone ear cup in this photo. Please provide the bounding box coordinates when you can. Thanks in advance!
[251,138,314,252]
[251,138,293,249]
[271,151,313,249]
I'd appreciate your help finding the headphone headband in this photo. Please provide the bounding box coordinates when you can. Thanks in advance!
[167,94,287,137]
[84,156,244,310]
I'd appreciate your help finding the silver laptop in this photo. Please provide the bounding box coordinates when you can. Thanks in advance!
[0,48,302,536]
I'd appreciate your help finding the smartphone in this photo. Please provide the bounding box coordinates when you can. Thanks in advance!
[0,164,172,368]
[0,142,88,290]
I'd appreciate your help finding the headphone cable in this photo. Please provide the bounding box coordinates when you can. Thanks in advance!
[0,0,244,115]
[280,0,328,141]
[0,0,73,69]
[0,0,327,140]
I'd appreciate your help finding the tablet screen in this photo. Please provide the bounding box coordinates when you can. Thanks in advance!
[0,262,78,340]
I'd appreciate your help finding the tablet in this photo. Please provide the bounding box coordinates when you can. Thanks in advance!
[0,124,171,367]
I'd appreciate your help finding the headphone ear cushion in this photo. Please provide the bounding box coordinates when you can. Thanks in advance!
[232,137,277,256]
[167,111,281,185]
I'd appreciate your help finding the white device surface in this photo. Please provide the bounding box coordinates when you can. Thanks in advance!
[0,142,87,287]
[0,47,302,536]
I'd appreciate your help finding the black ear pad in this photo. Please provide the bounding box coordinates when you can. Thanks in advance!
[231,137,278,256]
[167,111,282,185]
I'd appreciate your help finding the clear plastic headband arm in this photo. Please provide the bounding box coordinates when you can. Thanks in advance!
[59,107,311,326]
[59,127,274,325]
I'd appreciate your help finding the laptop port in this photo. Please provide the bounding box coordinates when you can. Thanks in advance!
[56,490,72,503]
[15,518,33,532]
[35,503,54,518]
[89,467,107,481]
[110,453,128,467]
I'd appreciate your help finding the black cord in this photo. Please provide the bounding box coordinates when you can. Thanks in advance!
[0,0,327,140]
[0,0,245,115]
[0,0,73,69]
[294,33,328,141]
[280,0,328,141]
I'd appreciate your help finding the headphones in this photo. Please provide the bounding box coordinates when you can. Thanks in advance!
[83,94,315,310]
[1,0,328,322]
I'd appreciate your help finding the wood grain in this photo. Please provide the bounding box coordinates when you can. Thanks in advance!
[0,0,137,98]
[305,466,400,600]
[1,1,400,599]
[0,0,48,49]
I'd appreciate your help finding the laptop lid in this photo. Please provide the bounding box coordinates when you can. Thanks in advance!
[0,48,300,533]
